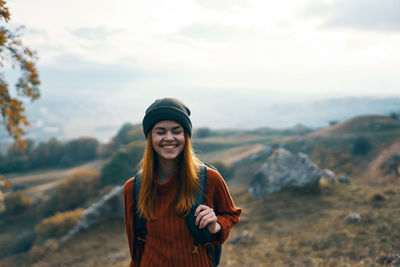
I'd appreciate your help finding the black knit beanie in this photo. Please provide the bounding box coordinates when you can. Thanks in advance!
[142,98,192,137]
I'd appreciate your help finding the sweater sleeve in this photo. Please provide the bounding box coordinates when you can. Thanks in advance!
[204,168,242,245]
[123,177,140,267]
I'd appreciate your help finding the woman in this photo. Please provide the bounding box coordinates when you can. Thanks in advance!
[123,98,241,266]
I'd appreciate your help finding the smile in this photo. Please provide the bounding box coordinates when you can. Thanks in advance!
[160,144,178,149]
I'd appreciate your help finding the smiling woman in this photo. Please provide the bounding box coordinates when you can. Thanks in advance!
[123,98,241,266]
[151,121,186,166]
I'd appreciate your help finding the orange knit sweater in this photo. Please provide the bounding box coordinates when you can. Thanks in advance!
[123,167,241,267]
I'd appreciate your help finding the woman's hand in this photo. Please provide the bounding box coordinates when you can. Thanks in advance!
[194,205,221,234]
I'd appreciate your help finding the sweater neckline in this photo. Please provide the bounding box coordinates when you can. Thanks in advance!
[156,169,178,192]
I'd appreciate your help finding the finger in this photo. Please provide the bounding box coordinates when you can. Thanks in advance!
[195,208,213,225]
[200,213,217,229]
[194,205,208,216]
[199,210,215,228]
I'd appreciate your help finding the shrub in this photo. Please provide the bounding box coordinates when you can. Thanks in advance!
[194,127,212,138]
[352,136,372,155]
[389,112,399,120]
[368,192,387,202]
[101,142,144,185]
[60,137,99,167]
[13,230,36,253]
[35,209,83,241]
[209,162,234,181]
[29,239,59,263]
[101,123,144,157]
[55,170,100,211]
[4,192,32,215]
[329,120,338,126]
[40,170,100,216]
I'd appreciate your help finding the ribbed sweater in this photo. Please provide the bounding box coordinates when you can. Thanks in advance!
[123,167,241,267]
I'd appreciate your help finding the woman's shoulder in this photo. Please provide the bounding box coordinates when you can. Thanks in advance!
[123,176,136,195]
[205,165,225,187]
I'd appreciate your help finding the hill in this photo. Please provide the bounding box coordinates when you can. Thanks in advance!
[6,182,399,266]
[308,115,400,136]
[1,113,400,266]
[270,115,400,180]
[3,95,398,143]
[362,139,400,186]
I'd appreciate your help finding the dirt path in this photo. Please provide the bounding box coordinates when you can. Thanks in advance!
[5,159,108,199]
[200,144,265,166]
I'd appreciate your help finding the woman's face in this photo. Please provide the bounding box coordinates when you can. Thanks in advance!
[151,120,185,162]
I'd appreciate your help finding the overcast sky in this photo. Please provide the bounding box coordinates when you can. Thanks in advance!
[4,0,400,140]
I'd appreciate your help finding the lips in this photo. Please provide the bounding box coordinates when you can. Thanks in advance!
[160,144,178,149]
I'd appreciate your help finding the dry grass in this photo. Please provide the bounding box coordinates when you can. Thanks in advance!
[199,144,265,166]
[222,183,400,266]
[3,182,399,267]
[4,159,107,200]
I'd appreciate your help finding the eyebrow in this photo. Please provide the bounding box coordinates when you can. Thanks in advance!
[154,126,183,131]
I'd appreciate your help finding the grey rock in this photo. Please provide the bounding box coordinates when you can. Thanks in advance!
[249,148,323,199]
[61,185,124,244]
[229,230,254,245]
[343,213,361,223]
[338,177,350,184]
[321,169,337,184]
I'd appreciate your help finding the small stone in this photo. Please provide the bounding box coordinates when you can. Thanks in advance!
[343,213,361,223]
[380,237,388,243]
[338,177,350,184]
[229,230,254,245]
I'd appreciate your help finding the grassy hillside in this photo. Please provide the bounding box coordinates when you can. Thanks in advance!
[5,181,399,266]
[5,159,107,200]
[2,115,400,266]
[274,115,400,180]
[362,139,400,186]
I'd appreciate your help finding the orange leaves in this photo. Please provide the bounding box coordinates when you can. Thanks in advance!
[0,0,10,22]
[0,0,40,151]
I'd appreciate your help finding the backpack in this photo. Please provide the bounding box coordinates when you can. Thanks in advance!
[132,164,222,266]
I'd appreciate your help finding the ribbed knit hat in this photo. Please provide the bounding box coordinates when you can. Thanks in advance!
[142,98,192,137]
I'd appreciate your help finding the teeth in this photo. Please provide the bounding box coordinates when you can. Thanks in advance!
[162,145,176,149]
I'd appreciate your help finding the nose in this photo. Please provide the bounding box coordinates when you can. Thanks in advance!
[164,131,175,141]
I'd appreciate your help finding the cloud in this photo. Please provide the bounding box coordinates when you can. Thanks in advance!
[71,27,117,40]
[38,54,148,93]
[194,0,250,12]
[178,23,241,41]
[303,0,400,32]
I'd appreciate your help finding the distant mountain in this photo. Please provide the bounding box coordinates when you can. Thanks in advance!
[0,95,399,145]
[308,115,400,137]
[260,96,400,129]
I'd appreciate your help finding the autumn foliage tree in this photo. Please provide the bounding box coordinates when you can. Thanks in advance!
[0,0,40,149]
[0,0,40,210]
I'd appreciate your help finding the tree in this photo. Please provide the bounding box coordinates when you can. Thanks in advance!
[194,127,212,138]
[0,0,40,211]
[0,0,40,150]
[101,142,144,185]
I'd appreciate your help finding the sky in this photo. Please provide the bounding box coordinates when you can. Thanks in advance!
[3,0,400,141]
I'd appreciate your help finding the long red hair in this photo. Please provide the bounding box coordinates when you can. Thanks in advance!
[137,133,201,220]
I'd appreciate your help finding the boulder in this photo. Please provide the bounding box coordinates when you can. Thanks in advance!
[61,185,124,243]
[249,148,323,199]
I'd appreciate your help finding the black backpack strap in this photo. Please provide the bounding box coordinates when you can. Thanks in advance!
[132,172,147,261]
[185,164,221,266]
